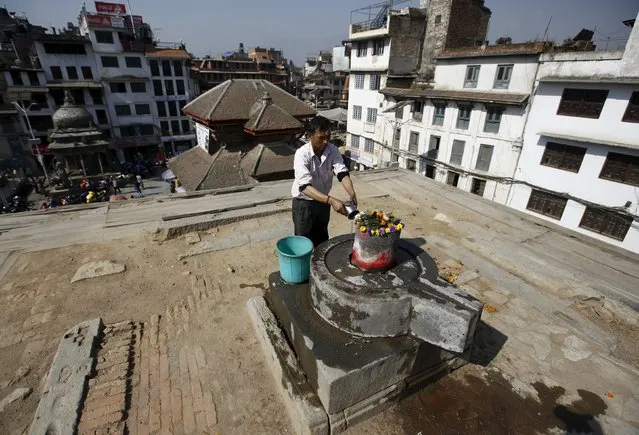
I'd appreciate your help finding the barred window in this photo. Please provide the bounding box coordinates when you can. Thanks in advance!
[366,108,377,123]
[599,152,639,186]
[579,207,632,241]
[540,142,586,173]
[352,105,362,120]
[354,74,365,89]
[526,190,567,220]
[351,135,360,149]
[557,88,608,119]
[364,138,374,153]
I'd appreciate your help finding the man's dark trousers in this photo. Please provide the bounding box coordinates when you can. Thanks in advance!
[292,198,331,247]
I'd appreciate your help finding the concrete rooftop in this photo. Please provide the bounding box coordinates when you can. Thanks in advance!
[0,169,637,433]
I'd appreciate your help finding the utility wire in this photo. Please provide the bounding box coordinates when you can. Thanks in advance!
[365,140,639,220]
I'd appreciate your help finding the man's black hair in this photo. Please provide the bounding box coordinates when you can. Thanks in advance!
[305,116,332,133]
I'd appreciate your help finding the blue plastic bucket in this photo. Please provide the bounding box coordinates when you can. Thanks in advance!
[276,236,314,284]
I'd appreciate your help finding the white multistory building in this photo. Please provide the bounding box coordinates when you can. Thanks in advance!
[508,16,639,253]
[147,49,197,157]
[79,14,159,163]
[345,6,427,170]
[377,43,543,203]
[3,67,50,172]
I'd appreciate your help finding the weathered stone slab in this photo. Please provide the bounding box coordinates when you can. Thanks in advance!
[310,235,483,353]
[71,261,126,283]
[0,387,32,412]
[267,273,459,415]
[29,318,103,435]
[179,235,250,259]
[246,297,329,435]
[185,232,201,244]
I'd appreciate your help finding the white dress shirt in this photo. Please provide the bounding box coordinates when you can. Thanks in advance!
[291,142,349,200]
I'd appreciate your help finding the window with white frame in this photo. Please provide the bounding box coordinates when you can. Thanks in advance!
[484,107,504,133]
[475,144,494,171]
[412,101,424,121]
[366,108,377,123]
[373,40,384,56]
[450,140,465,165]
[364,138,374,153]
[353,105,362,120]
[351,135,360,149]
[464,65,480,88]
[357,42,368,57]
[432,103,446,126]
[408,131,419,153]
[494,64,513,89]
[354,74,365,89]
[369,74,380,90]
[456,105,472,130]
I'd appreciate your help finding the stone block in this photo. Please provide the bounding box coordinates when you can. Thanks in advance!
[71,261,126,283]
[246,297,328,435]
[30,318,103,435]
[267,273,458,415]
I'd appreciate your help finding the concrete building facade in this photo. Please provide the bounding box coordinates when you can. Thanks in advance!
[192,44,290,93]
[345,0,490,171]
[30,32,111,167]
[78,13,159,162]
[345,5,427,170]
[147,49,197,157]
[508,18,639,253]
[377,43,544,204]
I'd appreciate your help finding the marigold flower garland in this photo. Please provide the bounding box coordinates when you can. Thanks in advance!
[354,210,404,237]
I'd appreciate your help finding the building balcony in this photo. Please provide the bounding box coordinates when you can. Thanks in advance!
[349,3,391,39]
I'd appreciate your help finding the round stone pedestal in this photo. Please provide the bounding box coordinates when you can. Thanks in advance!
[310,234,439,338]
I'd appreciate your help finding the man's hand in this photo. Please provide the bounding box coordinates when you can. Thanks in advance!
[328,196,346,215]
[350,192,358,207]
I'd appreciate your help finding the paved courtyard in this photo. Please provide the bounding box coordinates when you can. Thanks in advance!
[0,169,637,434]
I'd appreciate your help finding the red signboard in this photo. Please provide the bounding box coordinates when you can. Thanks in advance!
[95,1,127,14]
[86,14,112,28]
[132,15,143,25]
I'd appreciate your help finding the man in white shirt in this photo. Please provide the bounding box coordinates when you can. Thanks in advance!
[291,116,357,247]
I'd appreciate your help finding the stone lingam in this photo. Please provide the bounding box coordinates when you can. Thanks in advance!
[247,230,484,434]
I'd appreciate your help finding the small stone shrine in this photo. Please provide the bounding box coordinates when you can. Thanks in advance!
[48,90,111,177]
[248,234,484,434]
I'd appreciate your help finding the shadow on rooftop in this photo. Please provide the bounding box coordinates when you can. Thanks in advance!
[469,320,508,367]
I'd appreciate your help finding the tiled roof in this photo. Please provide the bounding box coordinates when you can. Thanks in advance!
[167,141,296,191]
[147,49,191,60]
[438,42,547,59]
[199,146,255,190]
[240,143,296,178]
[381,87,529,106]
[167,146,214,191]
[244,93,303,133]
[183,79,315,124]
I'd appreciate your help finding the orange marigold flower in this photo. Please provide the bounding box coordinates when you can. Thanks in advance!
[380,220,386,226]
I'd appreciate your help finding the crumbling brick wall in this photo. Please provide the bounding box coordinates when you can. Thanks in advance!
[445,0,490,48]
[419,0,491,80]
[388,9,427,76]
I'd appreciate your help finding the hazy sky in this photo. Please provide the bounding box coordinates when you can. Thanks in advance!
[6,0,638,63]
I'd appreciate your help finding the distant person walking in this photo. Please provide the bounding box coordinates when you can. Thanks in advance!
[134,175,144,195]
[111,176,121,194]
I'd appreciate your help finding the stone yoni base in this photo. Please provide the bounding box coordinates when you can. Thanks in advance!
[246,274,471,433]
